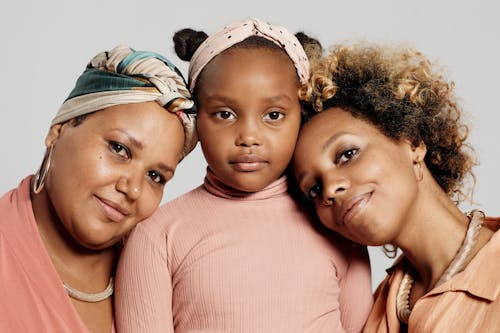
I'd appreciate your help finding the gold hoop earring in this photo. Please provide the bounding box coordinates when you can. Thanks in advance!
[33,144,54,194]
[416,162,423,181]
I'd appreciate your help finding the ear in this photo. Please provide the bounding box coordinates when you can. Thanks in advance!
[404,140,427,181]
[44,123,64,148]
[410,141,427,164]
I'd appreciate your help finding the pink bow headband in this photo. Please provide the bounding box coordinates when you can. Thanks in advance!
[188,18,310,92]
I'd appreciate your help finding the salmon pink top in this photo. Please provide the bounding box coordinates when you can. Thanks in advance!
[364,218,500,333]
[116,168,373,333]
[0,177,91,332]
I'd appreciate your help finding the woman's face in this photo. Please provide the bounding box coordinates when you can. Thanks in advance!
[195,48,301,192]
[293,107,424,246]
[44,102,184,249]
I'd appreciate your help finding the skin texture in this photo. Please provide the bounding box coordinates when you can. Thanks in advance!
[293,107,425,246]
[39,102,184,250]
[31,101,184,333]
[293,106,498,304]
[196,47,301,192]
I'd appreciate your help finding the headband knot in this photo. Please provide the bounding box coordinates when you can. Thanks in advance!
[52,45,197,158]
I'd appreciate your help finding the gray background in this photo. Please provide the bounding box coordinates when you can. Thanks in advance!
[1,0,498,290]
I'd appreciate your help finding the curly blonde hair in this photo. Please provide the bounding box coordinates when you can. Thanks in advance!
[298,43,476,201]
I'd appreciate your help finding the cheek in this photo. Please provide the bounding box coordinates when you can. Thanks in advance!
[135,188,162,221]
[200,138,224,166]
[316,204,337,230]
[272,125,300,161]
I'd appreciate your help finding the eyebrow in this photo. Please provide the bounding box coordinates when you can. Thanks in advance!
[321,132,349,152]
[113,129,176,174]
[264,93,293,103]
[205,93,292,104]
[296,172,308,186]
[114,128,144,150]
[158,163,175,175]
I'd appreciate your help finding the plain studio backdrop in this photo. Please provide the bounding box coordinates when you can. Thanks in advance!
[1,0,498,290]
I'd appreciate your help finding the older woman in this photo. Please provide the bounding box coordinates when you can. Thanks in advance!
[0,45,196,333]
[293,43,499,332]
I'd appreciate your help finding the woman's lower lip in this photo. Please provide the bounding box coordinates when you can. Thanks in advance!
[95,197,126,223]
[343,193,371,225]
[231,162,267,172]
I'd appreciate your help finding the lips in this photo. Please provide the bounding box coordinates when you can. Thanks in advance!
[339,192,372,225]
[95,196,130,223]
[230,154,268,172]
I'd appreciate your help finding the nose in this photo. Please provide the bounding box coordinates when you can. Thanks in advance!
[321,171,349,206]
[235,118,261,147]
[116,172,143,201]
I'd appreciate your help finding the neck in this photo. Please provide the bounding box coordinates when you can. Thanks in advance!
[31,184,116,287]
[393,176,472,290]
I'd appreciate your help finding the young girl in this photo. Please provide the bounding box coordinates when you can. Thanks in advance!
[115,18,373,333]
[293,43,499,332]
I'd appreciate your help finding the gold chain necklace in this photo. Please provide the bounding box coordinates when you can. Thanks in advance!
[396,210,485,324]
[64,277,114,303]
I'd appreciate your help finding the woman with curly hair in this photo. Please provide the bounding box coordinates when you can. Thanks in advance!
[292,43,499,332]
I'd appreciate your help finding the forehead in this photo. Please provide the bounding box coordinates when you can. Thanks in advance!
[302,108,354,133]
[298,108,369,146]
[198,48,298,90]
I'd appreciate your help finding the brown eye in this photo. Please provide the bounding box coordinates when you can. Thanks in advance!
[307,184,321,200]
[336,148,359,164]
[264,111,284,121]
[109,141,130,159]
[147,170,166,184]
[216,111,235,120]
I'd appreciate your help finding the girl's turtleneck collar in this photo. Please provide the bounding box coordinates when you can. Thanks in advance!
[203,167,289,200]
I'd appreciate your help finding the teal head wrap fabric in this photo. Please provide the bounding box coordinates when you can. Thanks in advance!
[52,45,197,158]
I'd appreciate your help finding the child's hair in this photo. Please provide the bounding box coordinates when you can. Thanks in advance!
[172,18,322,97]
[299,42,476,202]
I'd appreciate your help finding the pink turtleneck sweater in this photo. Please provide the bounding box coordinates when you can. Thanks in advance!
[115,169,373,333]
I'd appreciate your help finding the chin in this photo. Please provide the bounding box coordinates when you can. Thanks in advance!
[73,228,119,251]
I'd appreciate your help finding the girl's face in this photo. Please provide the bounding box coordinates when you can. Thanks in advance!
[293,107,424,246]
[196,48,301,192]
[43,102,184,249]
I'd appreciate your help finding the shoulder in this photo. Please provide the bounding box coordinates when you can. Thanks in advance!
[134,185,209,234]
[0,176,33,232]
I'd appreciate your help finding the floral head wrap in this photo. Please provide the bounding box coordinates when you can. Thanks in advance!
[188,17,310,92]
[52,45,197,158]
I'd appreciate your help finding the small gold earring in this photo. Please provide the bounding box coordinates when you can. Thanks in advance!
[416,162,423,181]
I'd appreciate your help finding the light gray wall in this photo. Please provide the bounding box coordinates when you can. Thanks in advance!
[1,0,498,290]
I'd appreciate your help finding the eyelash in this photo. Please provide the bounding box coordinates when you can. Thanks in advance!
[213,110,285,122]
[306,184,321,200]
[147,170,166,185]
[335,147,359,164]
[109,141,130,159]
[215,110,236,120]
[303,147,360,201]
[263,111,285,121]
[109,141,166,185]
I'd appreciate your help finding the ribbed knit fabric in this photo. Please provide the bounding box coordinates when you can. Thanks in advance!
[115,168,373,333]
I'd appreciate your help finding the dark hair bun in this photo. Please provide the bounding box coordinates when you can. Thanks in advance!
[173,28,208,61]
[295,32,322,63]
